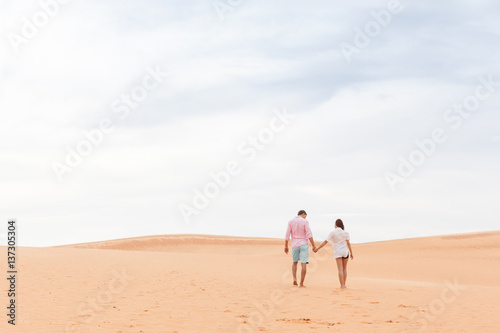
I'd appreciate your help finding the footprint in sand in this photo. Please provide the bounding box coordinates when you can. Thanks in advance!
[278,318,341,327]
[398,304,417,308]
[318,321,337,326]
[291,318,311,323]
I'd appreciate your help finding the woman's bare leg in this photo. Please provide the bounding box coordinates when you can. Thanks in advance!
[342,258,349,288]
[335,258,345,288]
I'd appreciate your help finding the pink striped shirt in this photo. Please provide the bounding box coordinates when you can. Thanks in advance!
[285,216,313,248]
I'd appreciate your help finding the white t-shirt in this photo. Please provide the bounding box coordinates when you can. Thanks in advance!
[327,228,350,259]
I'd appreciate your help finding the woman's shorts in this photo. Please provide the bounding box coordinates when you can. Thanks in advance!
[334,251,349,259]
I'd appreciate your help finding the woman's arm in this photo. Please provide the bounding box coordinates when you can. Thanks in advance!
[314,240,328,252]
[346,240,354,259]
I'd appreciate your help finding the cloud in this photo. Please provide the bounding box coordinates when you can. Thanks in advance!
[0,0,499,246]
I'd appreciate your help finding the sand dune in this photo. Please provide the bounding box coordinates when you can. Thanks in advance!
[2,231,499,332]
[54,234,283,254]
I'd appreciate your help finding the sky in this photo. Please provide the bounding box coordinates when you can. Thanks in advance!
[0,0,499,247]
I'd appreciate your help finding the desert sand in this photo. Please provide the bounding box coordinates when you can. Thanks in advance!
[2,231,500,332]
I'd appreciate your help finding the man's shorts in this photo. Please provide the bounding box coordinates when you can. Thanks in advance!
[292,244,309,264]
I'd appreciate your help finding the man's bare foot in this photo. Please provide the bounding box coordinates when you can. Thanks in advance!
[293,281,298,286]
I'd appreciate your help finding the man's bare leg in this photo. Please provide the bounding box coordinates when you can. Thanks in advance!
[292,262,298,285]
[299,263,307,287]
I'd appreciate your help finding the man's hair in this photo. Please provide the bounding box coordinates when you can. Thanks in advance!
[298,210,307,216]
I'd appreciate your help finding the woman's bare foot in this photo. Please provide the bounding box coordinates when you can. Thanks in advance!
[293,281,298,286]
[299,284,306,288]
[340,286,347,289]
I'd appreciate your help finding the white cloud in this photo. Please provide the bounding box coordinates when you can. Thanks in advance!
[1,0,499,246]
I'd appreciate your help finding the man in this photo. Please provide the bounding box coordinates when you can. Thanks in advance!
[284,210,316,287]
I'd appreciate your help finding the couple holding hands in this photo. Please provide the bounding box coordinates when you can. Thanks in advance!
[284,210,354,289]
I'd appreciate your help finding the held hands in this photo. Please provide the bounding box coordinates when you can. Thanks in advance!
[285,246,328,254]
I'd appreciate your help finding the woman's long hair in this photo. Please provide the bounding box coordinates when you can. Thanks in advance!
[335,219,345,230]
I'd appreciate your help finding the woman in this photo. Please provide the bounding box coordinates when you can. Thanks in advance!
[314,219,354,289]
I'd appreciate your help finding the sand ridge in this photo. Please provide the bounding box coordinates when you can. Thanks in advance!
[1,231,499,332]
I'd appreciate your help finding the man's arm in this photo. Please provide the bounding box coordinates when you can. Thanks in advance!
[309,237,316,251]
[284,222,291,254]
[304,221,315,251]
